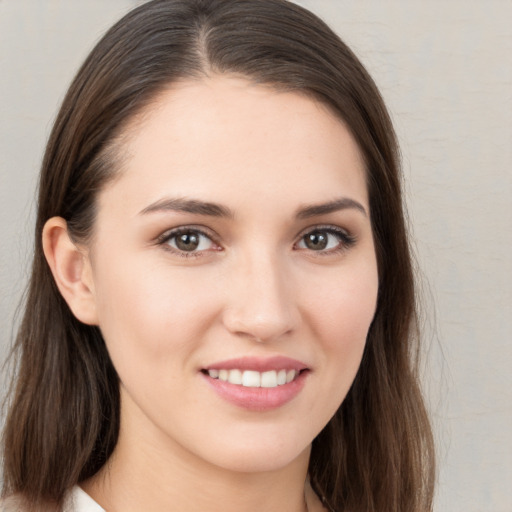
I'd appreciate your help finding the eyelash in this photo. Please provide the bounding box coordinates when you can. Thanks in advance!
[156,224,356,258]
[295,225,356,256]
[156,227,219,259]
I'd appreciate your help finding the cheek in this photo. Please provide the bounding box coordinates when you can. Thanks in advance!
[302,261,378,389]
[91,257,220,372]
[307,264,378,344]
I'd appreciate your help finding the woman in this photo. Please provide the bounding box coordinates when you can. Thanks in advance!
[1,1,435,511]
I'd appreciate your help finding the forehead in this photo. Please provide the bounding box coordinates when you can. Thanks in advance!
[99,75,368,217]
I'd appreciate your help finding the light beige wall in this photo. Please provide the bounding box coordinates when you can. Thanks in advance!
[1,1,511,510]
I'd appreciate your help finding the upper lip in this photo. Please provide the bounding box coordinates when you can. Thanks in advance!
[203,356,309,372]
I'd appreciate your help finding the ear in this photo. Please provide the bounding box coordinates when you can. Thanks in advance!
[42,217,99,325]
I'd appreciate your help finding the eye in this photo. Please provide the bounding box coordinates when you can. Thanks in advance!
[159,228,218,255]
[296,227,355,253]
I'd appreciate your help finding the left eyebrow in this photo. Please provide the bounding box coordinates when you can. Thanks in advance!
[295,197,368,219]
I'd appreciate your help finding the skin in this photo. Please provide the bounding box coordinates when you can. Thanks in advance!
[43,75,379,512]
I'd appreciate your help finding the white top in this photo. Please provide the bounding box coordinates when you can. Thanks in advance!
[63,487,105,512]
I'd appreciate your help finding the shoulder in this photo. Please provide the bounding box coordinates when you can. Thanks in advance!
[0,495,59,512]
[0,495,29,512]
[0,487,104,512]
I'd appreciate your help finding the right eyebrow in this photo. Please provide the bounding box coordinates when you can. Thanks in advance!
[138,197,234,218]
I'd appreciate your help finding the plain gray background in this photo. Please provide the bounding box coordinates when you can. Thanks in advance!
[1,1,511,511]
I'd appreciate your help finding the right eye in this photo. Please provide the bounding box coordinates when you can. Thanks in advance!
[159,228,218,257]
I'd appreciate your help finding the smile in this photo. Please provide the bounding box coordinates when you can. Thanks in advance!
[206,369,300,388]
[201,356,309,411]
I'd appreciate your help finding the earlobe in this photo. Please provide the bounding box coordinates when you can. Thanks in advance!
[42,217,99,325]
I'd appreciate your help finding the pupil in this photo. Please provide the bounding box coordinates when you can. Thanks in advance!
[176,232,199,251]
[305,232,327,250]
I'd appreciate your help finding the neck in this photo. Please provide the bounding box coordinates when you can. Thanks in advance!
[84,445,311,512]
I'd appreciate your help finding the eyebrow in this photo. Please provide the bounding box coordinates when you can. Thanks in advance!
[139,197,234,218]
[295,197,367,219]
[139,196,367,219]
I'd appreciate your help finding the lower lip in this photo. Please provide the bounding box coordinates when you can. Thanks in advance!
[201,371,309,411]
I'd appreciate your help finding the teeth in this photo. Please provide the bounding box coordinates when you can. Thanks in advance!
[228,369,243,385]
[207,368,300,388]
[261,370,277,388]
[242,370,261,387]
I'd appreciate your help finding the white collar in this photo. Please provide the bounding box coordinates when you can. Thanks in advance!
[64,486,105,512]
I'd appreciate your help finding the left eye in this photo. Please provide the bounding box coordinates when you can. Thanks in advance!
[296,229,349,252]
[165,229,215,253]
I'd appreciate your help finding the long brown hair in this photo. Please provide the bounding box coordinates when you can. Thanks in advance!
[2,1,435,510]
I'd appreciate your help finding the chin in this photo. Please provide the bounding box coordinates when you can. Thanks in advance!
[195,436,312,474]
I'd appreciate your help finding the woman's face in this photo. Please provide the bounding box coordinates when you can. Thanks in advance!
[85,76,378,473]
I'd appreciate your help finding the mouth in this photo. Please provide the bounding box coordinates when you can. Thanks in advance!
[201,368,307,388]
[200,356,310,410]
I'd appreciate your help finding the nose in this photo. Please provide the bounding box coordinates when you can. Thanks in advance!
[221,250,299,343]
